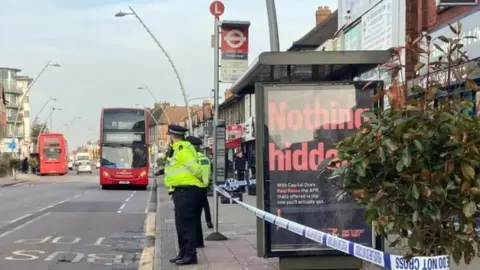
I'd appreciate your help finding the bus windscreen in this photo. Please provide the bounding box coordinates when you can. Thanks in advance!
[101,144,147,169]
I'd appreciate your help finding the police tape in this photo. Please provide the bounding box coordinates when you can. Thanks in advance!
[213,185,451,270]
[216,178,256,192]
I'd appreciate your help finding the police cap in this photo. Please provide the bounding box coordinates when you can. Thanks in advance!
[167,125,188,136]
[186,136,202,146]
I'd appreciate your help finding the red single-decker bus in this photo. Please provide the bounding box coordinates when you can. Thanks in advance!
[38,133,68,176]
[99,108,149,190]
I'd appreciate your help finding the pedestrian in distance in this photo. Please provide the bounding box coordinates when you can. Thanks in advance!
[163,125,204,266]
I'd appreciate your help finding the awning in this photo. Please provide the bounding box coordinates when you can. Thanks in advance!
[226,137,242,149]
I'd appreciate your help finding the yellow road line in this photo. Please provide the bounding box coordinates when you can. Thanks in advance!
[139,212,156,270]
[139,246,154,270]
[145,212,156,237]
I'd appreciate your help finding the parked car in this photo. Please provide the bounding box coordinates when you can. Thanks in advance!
[76,161,92,174]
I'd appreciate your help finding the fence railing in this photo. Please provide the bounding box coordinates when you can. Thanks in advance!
[213,185,451,270]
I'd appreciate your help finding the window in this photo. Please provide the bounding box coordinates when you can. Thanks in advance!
[101,145,147,169]
[5,94,18,105]
[42,148,62,160]
[6,109,15,118]
[23,110,29,117]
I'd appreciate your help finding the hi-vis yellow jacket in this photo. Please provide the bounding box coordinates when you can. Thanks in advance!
[197,152,211,188]
[164,140,203,189]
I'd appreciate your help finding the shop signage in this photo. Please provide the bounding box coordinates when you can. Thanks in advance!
[242,116,255,142]
[361,0,393,50]
[259,82,379,255]
[338,0,383,29]
[437,0,477,6]
[226,124,243,140]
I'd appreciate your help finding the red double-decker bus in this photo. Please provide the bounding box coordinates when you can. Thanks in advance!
[99,108,149,190]
[38,133,68,176]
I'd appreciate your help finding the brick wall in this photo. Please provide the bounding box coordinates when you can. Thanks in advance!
[428,2,480,31]
[404,0,479,81]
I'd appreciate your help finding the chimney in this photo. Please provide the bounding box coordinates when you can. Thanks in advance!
[316,6,331,26]
[225,90,232,100]
[203,99,212,119]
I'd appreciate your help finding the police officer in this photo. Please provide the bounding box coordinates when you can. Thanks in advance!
[162,125,204,266]
[154,145,175,194]
[186,136,213,246]
[185,136,213,229]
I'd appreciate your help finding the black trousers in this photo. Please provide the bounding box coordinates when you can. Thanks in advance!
[172,186,203,257]
[236,170,246,192]
[201,187,212,223]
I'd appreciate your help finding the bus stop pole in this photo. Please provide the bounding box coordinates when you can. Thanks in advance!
[205,17,227,241]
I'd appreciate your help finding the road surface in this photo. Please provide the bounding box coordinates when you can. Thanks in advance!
[0,170,155,270]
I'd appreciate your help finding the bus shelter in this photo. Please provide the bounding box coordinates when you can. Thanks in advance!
[229,50,391,270]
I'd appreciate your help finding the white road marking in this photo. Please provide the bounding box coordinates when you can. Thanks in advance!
[8,194,81,225]
[117,204,126,213]
[8,214,33,224]
[0,212,51,238]
[117,191,136,213]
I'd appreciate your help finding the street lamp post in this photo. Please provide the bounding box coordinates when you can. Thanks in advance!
[265,0,280,52]
[137,86,171,124]
[32,96,57,124]
[43,107,61,134]
[136,104,164,169]
[136,103,167,144]
[11,61,60,156]
[65,116,81,134]
[115,7,193,133]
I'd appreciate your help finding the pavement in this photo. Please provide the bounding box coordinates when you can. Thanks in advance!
[155,178,279,270]
[0,169,156,270]
[154,178,480,270]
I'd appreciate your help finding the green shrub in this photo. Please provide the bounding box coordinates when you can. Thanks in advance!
[325,22,480,264]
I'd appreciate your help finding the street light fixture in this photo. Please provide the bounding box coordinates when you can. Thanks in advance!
[115,6,192,132]
[65,116,81,134]
[11,61,60,156]
[32,96,57,125]
[39,107,62,135]
[114,11,131,17]
[136,86,171,124]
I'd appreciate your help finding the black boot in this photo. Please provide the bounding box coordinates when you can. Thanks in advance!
[175,255,198,265]
[206,221,213,229]
[169,250,185,263]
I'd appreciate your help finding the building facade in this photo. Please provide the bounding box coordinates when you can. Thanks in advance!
[337,0,406,85]
[0,67,32,155]
[0,84,6,139]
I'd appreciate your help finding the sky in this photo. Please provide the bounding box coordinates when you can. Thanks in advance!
[0,0,338,149]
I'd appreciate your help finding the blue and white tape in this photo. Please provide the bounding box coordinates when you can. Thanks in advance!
[213,185,450,270]
[217,178,256,192]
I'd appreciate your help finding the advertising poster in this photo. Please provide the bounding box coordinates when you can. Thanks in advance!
[263,83,378,253]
